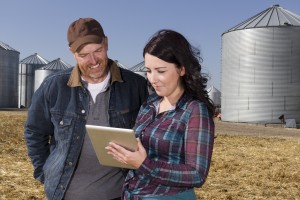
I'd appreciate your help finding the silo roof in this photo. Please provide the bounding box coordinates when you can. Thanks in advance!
[0,40,19,52]
[129,61,146,72]
[38,58,72,70]
[114,60,128,69]
[224,4,300,34]
[20,53,49,65]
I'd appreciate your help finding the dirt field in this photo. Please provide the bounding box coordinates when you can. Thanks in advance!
[202,119,300,200]
[215,119,300,139]
[1,111,299,200]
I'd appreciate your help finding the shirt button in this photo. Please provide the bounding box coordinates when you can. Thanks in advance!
[68,162,73,166]
[59,121,63,125]
[81,110,85,114]
[76,136,80,140]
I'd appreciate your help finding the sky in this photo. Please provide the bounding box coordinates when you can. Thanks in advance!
[1,1,300,90]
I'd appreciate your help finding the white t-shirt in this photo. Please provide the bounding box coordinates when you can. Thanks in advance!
[85,71,111,102]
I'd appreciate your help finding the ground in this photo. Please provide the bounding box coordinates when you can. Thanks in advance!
[214,119,300,139]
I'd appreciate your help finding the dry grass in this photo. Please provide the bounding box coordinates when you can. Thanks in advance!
[0,111,44,200]
[1,111,300,200]
[197,135,300,200]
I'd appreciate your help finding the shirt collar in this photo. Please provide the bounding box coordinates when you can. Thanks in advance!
[67,59,123,87]
[147,92,191,110]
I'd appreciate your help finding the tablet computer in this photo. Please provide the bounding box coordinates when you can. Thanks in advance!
[86,125,138,169]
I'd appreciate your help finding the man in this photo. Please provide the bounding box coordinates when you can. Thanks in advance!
[24,18,148,200]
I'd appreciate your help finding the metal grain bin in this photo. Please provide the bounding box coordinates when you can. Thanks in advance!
[208,86,221,107]
[34,58,72,91]
[19,53,49,108]
[0,41,20,108]
[115,60,128,69]
[129,61,147,78]
[221,5,300,123]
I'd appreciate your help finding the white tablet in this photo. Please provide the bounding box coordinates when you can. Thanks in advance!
[86,125,138,169]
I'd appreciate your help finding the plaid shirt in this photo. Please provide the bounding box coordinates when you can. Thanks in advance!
[123,92,215,199]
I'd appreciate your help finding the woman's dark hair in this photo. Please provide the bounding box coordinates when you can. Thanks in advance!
[143,29,215,117]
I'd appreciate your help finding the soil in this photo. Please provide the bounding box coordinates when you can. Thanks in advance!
[214,118,300,139]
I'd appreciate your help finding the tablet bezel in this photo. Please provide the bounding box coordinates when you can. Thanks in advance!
[86,125,138,169]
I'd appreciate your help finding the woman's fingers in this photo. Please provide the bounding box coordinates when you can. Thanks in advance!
[106,142,128,162]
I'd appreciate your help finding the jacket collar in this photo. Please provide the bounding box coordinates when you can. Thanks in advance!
[67,59,123,87]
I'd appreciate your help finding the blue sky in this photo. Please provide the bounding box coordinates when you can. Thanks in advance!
[1,1,300,90]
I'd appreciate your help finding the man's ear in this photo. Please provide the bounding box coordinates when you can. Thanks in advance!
[70,48,76,59]
[104,36,108,51]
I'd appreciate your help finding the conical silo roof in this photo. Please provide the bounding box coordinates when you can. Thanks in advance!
[224,4,300,34]
[20,53,49,65]
[115,60,128,69]
[0,40,19,52]
[129,61,146,72]
[38,58,72,70]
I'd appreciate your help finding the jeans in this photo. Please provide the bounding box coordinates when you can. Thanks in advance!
[140,189,196,200]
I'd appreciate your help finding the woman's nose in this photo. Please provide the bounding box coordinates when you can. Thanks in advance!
[148,74,157,84]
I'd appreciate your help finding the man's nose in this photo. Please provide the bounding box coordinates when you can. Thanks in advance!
[88,53,97,64]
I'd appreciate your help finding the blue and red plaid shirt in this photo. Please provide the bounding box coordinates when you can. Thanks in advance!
[123,92,215,199]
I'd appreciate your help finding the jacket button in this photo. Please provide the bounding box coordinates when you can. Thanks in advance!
[81,110,85,114]
[68,162,73,166]
[59,121,63,125]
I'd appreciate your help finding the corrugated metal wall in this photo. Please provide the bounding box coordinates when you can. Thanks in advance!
[0,49,19,108]
[19,63,46,107]
[221,27,300,123]
[34,69,56,91]
[34,58,72,91]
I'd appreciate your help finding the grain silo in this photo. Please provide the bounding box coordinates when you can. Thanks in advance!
[129,61,146,78]
[0,41,20,108]
[19,53,49,108]
[34,58,72,91]
[115,60,128,69]
[221,5,300,123]
[208,86,221,108]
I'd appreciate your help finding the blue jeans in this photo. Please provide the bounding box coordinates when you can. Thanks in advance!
[140,189,196,200]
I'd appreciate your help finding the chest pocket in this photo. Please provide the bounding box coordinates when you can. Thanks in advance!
[158,118,186,141]
[51,114,74,142]
[145,118,186,162]
[112,108,139,129]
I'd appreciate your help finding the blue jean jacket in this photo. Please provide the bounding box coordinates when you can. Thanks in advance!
[24,60,148,200]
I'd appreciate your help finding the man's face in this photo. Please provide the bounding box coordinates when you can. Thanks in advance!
[73,38,109,83]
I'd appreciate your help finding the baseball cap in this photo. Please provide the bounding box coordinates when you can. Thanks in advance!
[67,18,105,53]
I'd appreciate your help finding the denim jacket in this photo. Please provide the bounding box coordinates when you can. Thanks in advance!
[24,59,148,200]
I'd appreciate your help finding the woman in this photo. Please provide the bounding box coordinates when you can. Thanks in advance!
[106,29,215,200]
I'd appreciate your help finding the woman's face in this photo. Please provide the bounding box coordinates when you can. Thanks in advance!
[145,53,185,98]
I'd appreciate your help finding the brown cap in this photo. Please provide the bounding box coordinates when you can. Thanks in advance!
[67,18,105,53]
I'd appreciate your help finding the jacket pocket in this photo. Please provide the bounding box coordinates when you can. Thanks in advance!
[115,108,139,129]
[51,113,74,141]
